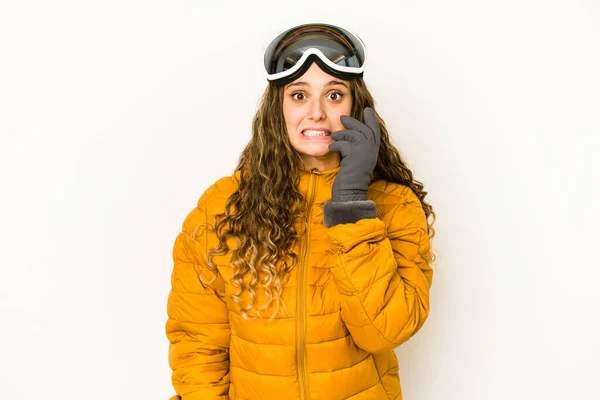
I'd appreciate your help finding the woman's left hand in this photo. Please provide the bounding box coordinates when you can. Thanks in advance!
[328,107,381,202]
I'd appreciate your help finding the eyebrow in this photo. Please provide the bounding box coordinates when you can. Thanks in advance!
[285,80,349,90]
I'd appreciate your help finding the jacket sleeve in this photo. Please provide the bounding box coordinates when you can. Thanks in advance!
[322,188,433,354]
[166,188,231,399]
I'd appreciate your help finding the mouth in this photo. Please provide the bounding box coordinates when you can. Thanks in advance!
[302,129,331,137]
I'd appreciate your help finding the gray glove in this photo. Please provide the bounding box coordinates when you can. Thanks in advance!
[328,107,381,202]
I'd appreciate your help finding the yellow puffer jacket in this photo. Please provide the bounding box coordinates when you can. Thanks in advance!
[166,166,433,400]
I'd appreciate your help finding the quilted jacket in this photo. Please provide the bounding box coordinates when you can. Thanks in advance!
[166,166,433,399]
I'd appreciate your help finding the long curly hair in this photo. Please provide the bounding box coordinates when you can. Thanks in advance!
[204,78,437,319]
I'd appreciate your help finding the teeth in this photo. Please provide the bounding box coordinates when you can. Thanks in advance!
[303,130,330,137]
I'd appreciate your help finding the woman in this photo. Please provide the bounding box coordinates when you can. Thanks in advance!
[166,23,436,400]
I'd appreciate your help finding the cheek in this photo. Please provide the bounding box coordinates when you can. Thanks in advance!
[331,104,352,129]
[283,103,302,128]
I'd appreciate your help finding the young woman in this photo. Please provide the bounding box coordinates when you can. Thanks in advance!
[166,23,436,400]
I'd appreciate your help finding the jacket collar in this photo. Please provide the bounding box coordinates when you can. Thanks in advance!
[234,166,380,204]
[298,166,380,204]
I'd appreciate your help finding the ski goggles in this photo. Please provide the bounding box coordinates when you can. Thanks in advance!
[263,23,367,86]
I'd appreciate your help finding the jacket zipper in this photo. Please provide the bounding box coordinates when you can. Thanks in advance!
[298,169,317,400]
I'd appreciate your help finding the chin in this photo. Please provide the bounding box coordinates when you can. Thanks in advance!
[300,147,331,157]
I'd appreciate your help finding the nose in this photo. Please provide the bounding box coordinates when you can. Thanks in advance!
[308,97,326,121]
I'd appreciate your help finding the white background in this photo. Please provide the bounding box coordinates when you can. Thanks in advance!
[1,0,599,399]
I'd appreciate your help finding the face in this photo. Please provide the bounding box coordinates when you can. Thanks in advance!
[282,62,353,171]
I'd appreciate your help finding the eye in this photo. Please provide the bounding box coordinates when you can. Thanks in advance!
[328,91,344,101]
[291,92,306,101]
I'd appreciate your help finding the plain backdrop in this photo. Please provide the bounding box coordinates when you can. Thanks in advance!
[1,0,599,399]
